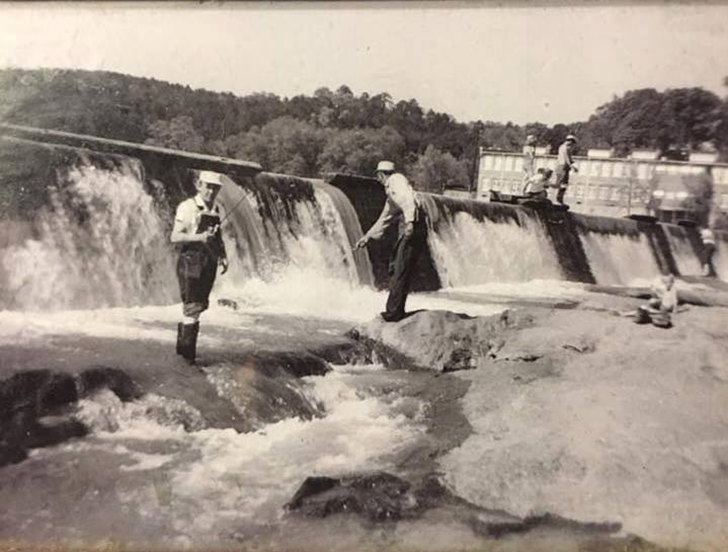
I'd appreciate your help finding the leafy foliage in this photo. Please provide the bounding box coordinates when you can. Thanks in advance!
[1,68,728,192]
[406,145,470,194]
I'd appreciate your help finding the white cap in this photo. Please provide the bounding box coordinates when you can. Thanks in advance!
[565,134,577,143]
[198,170,224,186]
[376,160,395,173]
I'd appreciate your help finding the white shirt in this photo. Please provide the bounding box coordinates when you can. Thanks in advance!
[363,173,419,241]
[523,145,536,176]
[557,143,575,169]
[651,278,678,312]
[174,195,222,235]
[524,173,548,194]
[700,228,715,245]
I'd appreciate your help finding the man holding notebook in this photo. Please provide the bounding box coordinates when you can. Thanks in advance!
[170,170,229,364]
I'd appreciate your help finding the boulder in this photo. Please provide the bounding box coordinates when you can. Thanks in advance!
[0,366,142,468]
[349,309,532,372]
[286,472,416,522]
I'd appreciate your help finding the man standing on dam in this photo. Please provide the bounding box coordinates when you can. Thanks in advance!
[171,170,229,363]
[355,161,427,322]
[554,134,579,205]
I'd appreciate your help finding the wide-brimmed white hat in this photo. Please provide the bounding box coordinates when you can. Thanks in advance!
[375,160,396,173]
[198,170,224,186]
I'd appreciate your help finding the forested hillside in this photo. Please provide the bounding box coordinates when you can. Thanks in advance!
[1,68,727,191]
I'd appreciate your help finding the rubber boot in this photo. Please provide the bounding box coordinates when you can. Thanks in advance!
[179,322,200,364]
[176,323,184,356]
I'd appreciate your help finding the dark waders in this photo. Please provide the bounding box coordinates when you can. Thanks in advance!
[555,165,570,204]
[383,208,427,321]
[176,244,219,363]
[703,243,716,277]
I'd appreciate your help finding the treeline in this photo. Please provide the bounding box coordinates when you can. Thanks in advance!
[1,68,727,192]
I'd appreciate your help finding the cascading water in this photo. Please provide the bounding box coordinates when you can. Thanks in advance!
[419,194,564,288]
[215,174,375,315]
[661,224,702,277]
[0,149,375,313]
[577,231,662,286]
[0,158,177,311]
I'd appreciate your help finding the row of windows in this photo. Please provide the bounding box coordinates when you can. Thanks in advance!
[480,154,728,184]
[484,178,656,204]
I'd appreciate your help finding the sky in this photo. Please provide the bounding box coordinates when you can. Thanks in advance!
[0,1,727,125]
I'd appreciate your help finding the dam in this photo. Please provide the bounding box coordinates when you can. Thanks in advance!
[1,124,727,552]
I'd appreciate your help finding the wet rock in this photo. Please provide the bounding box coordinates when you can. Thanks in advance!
[77,366,141,402]
[0,370,76,419]
[350,309,532,372]
[23,417,88,449]
[286,472,416,522]
[0,366,142,468]
[0,443,27,468]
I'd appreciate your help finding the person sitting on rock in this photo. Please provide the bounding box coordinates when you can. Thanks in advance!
[522,167,553,200]
[634,274,678,327]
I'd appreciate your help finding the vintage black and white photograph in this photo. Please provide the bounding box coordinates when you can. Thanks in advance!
[1,2,727,551]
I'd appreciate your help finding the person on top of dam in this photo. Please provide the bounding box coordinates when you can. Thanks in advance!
[700,226,716,277]
[522,167,553,200]
[522,134,537,186]
[170,170,229,364]
[354,160,427,323]
[554,134,579,205]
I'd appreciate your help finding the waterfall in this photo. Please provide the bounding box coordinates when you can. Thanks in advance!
[0,158,177,310]
[578,231,662,285]
[661,224,702,277]
[570,215,663,286]
[217,173,373,297]
[419,194,564,288]
[0,150,374,312]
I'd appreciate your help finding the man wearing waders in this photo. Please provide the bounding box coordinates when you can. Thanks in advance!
[171,170,228,363]
[355,161,426,322]
[554,134,579,204]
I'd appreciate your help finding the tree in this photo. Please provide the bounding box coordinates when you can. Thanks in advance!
[145,115,204,152]
[406,145,470,194]
[318,126,405,175]
[227,117,327,176]
[579,87,728,156]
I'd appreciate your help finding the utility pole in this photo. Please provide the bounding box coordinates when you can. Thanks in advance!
[469,126,482,198]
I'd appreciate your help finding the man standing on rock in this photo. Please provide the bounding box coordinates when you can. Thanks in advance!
[171,170,228,364]
[355,161,427,322]
[554,134,579,205]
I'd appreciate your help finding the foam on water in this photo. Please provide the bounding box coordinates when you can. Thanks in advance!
[61,364,423,540]
[444,279,589,299]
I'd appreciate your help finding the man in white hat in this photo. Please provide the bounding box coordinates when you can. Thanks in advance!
[554,134,579,204]
[355,161,427,322]
[170,169,229,363]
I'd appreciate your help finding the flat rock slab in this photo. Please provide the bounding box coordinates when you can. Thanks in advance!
[350,309,534,372]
